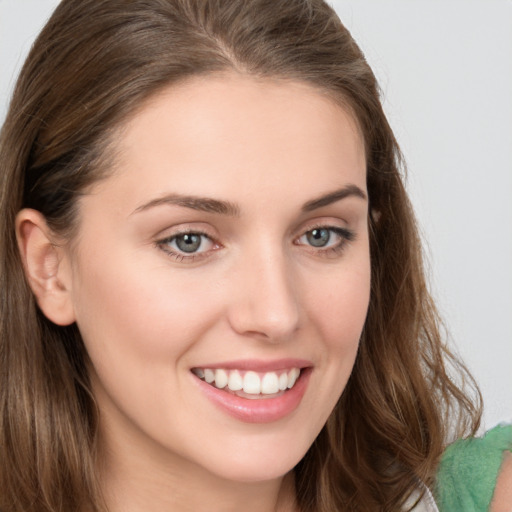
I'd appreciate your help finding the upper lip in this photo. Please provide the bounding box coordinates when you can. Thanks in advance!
[191,358,312,372]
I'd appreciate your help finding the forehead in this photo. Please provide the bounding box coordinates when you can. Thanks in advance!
[90,73,366,212]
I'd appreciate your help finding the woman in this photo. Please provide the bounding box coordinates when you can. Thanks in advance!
[0,1,505,511]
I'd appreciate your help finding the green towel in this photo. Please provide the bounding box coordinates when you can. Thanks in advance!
[435,424,512,511]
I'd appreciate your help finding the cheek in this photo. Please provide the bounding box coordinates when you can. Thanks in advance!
[70,249,224,368]
[69,252,226,437]
[291,257,370,439]
[306,259,371,353]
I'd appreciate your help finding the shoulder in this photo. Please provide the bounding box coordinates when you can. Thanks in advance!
[491,450,512,512]
[434,424,512,512]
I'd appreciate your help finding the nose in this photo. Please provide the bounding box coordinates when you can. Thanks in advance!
[226,244,301,342]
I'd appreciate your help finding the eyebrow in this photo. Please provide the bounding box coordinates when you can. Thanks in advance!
[132,184,366,217]
[301,184,367,212]
[132,194,240,216]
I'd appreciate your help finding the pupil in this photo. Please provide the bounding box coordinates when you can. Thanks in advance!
[307,229,330,247]
[176,234,201,253]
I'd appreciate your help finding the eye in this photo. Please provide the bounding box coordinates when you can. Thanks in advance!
[296,226,355,253]
[157,231,217,260]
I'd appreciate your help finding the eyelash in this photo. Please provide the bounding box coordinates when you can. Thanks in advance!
[156,225,356,262]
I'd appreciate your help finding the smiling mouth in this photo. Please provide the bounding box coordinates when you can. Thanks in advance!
[191,367,301,399]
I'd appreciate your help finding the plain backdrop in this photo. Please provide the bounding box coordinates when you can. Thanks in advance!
[1,0,511,430]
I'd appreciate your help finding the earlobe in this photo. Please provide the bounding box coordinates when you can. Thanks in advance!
[15,209,76,326]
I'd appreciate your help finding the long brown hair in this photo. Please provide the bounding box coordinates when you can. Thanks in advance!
[0,1,481,510]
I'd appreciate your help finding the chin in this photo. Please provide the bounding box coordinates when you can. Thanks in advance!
[194,435,311,483]
[206,458,299,484]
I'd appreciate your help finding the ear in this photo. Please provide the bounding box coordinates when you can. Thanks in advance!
[15,209,76,326]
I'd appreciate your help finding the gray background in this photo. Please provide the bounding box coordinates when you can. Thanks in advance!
[1,0,511,430]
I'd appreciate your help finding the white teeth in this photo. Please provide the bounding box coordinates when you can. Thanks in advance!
[287,368,299,389]
[194,367,302,395]
[243,371,261,394]
[278,372,288,391]
[261,372,279,394]
[228,370,243,391]
[214,369,228,389]
[204,369,215,384]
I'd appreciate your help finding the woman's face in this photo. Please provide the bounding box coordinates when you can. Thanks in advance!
[64,74,370,482]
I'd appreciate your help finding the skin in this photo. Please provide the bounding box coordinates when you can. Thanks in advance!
[491,452,512,512]
[17,74,370,512]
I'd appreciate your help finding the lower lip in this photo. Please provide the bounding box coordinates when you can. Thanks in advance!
[193,368,312,423]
